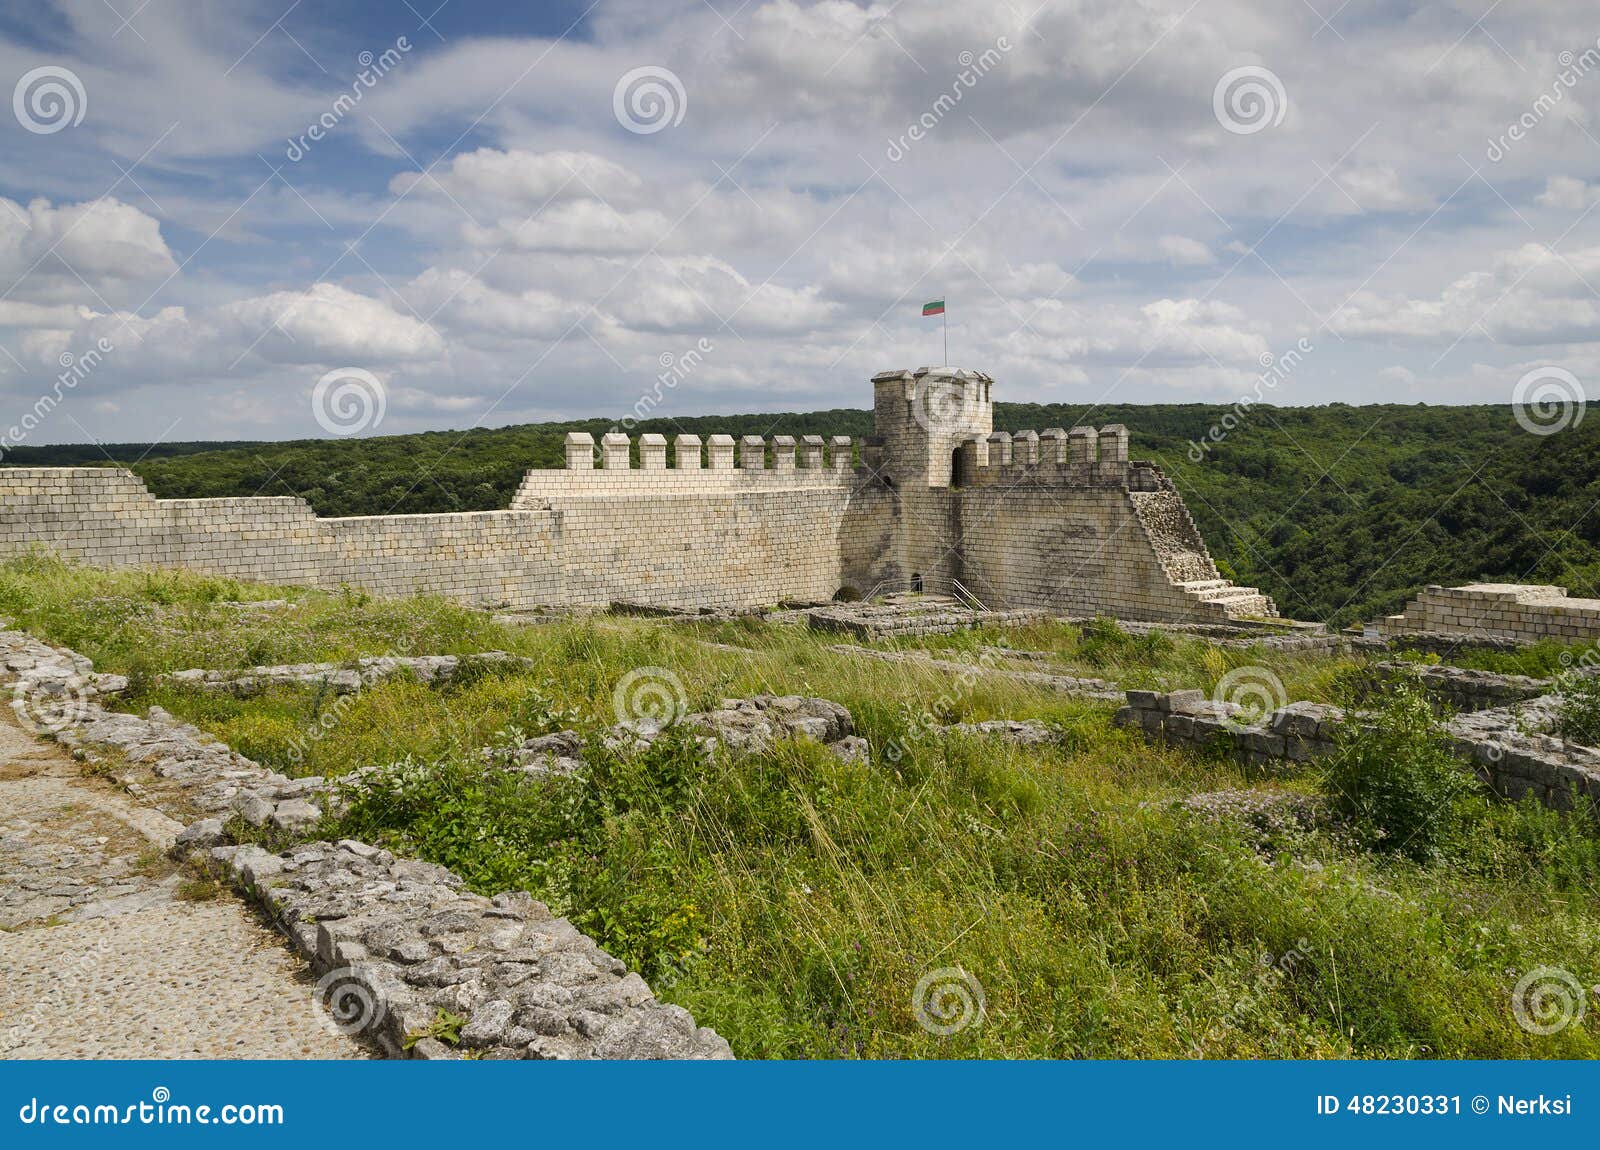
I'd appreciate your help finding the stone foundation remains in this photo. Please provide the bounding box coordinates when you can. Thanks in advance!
[1114,685,1600,818]
[1379,583,1600,646]
[0,367,1273,624]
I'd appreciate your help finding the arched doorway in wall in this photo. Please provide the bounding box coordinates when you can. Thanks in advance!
[950,446,968,488]
[911,572,923,593]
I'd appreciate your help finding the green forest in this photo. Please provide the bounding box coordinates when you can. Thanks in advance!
[7,402,1598,628]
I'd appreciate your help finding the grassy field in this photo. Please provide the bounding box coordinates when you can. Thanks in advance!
[4,554,1599,1058]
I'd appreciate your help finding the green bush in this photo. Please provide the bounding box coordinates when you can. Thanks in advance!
[1321,678,1475,860]
[1555,672,1600,747]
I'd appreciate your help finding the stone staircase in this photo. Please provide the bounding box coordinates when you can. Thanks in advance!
[1177,578,1278,621]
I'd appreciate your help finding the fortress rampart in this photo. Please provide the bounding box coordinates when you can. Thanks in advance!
[0,368,1275,621]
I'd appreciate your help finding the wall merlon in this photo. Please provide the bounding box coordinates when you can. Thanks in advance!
[739,435,766,470]
[829,436,853,471]
[1040,428,1068,464]
[1068,426,1097,464]
[565,432,595,470]
[601,432,631,470]
[799,435,825,469]
[708,434,736,470]
[772,435,797,471]
[639,433,668,470]
[674,434,703,469]
[1014,430,1040,466]
[1098,424,1129,463]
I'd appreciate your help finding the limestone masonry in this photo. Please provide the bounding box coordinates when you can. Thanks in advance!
[1379,582,1600,646]
[0,368,1274,622]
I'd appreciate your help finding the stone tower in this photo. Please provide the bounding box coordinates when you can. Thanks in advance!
[869,366,994,489]
[865,367,993,593]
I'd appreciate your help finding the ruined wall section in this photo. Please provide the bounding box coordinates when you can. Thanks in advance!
[1379,583,1600,645]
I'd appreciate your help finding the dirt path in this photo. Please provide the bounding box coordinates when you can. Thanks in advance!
[0,712,368,1059]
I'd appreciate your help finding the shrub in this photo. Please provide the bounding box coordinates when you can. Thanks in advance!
[1555,672,1600,747]
[1321,678,1474,860]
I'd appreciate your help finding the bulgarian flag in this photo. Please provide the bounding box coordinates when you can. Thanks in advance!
[922,298,945,316]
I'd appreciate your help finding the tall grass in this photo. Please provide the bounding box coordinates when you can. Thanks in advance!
[4,556,1598,1058]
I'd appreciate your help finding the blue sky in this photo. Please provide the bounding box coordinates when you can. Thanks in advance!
[1,0,1598,444]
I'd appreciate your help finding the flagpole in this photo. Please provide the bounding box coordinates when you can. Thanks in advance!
[943,305,948,366]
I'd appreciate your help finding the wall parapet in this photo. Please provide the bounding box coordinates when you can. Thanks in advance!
[514,433,857,506]
[956,424,1137,489]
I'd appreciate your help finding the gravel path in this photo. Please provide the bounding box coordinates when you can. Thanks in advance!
[0,713,368,1059]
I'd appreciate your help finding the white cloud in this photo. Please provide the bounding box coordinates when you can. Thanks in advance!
[3,0,1600,438]
[1537,175,1600,210]
[0,197,175,302]
[1159,235,1216,266]
[1329,243,1600,347]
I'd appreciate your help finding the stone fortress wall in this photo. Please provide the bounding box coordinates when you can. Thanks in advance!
[0,368,1275,622]
[1379,582,1600,646]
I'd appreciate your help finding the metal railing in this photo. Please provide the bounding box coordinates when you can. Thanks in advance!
[861,576,988,611]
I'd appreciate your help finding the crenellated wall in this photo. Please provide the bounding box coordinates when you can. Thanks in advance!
[0,367,1272,620]
[948,424,1274,621]
[0,434,877,611]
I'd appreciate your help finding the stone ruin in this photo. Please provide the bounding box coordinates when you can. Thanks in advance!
[0,367,1273,625]
[1378,582,1600,647]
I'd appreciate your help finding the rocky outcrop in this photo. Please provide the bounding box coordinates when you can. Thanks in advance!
[491,693,869,777]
